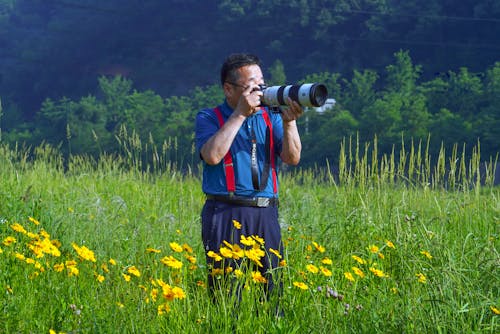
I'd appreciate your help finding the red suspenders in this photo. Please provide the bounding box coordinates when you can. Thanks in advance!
[212,107,277,195]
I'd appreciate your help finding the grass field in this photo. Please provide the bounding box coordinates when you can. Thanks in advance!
[0,141,498,333]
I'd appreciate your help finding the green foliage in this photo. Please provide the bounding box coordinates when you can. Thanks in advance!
[0,144,498,333]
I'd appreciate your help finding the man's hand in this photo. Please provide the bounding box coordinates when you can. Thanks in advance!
[234,85,263,117]
[280,98,304,123]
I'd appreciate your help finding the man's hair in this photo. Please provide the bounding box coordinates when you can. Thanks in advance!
[220,53,261,85]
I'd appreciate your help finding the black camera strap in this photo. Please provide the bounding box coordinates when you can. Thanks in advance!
[251,125,271,192]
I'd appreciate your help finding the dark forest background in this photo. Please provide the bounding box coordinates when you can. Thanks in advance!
[0,0,499,169]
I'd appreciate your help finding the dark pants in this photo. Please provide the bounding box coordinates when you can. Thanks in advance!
[201,199,283,299]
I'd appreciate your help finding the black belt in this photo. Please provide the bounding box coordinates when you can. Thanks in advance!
[206,195,278,208]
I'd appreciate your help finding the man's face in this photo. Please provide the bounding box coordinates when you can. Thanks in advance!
[224,64,264,109]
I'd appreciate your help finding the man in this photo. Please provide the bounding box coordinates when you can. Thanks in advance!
[195,53,303,299]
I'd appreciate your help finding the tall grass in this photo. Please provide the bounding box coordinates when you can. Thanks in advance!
[0,137,498,333]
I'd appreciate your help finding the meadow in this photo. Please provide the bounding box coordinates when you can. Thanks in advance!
[0,140,498,333]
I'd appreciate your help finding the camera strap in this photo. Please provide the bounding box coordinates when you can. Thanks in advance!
[212,107,277,195]
[250,126,271,191]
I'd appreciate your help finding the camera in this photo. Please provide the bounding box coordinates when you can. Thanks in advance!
[259,83,328,108]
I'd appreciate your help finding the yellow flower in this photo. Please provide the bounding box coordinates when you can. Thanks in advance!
[182,243,193,253]
[219,246,233,259]
[252,235,265,246]
[240,235,256,247]
[306,264,319,274]
[14,252,25,261]
[352,266,365,278]
[251,271,267,284]
[378,252,385,259]
[28,216,40,226]
[0,247,3,254]
[161,255,183,269]
[122,273,131,282]
[352,255,366,265]
[312,241,325,253]
[293,281,309,290]
[391,287,399,294]
[3,236,16,246]
[169,242,183,253]
[244,247,264,267]
[369,267,389,278]
[416,273,427,283]
[127,266,141,277]
[385,240,395,249]
[279,259,287,267]
[368,245,379,253]
[96,274,105,283]
[269,248,282,259]
[490,306,500,315]
[320,266,332,277]
[10,223,27,234]
[116,302,124,309]
[157,303,170,315]
[146,247,161,253]
[207,251,222,262]
[232,220,242,229]
[234,269,244,278]
[185,255,197,264]
[72,243,96,262]
[344,272,355,282]
[171,286,186,299]
[321,257,333,265]
[109,258,117,265]
[420,250,433,260]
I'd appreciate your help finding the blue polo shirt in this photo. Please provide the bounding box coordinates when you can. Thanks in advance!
[195,100,284,198]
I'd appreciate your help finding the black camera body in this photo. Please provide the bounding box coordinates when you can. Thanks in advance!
[258,83,328,108]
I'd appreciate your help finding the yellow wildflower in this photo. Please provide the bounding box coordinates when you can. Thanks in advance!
[312,241,325,253]
[416,273,427,283]
[207,251,222,262]
[344,272,355,282]
[3,236,16,246]
[157,303,170,315]
[182,243,193,253]
[219,246,233,259]
[252,235,265,246]
[352,266,365,278]
[321,257,333,265]
[279,259,287,267]
[109,258,117,265]
[185,255,197,264]
[269,248,282,259]
[10,223,27,234]
[293,281,308,290]
[169,242,183,253]
[245,247,264,267]
[122,274,131,282]
[251,271,267,283]
[146,247,161,253]
[28,216,40,226]
[161,255,183,269]
[352,255,366,265]
[127,266,141,277]
[490,306,500,315]
[385,240,395,249]
[72,243,96,262]
[234,269,244,278]
[420,250,432,260]
[368,245,379,253]
[369,267,389,278]
[306,264,319,274]
[378,252,385,259]
[240,235,256,247]
[14,252,26,261]
[320,266,332,277]
[96,274,105,283]
[232,220,242,229]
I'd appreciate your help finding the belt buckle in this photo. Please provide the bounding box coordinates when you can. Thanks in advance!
[256,197,269,207]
